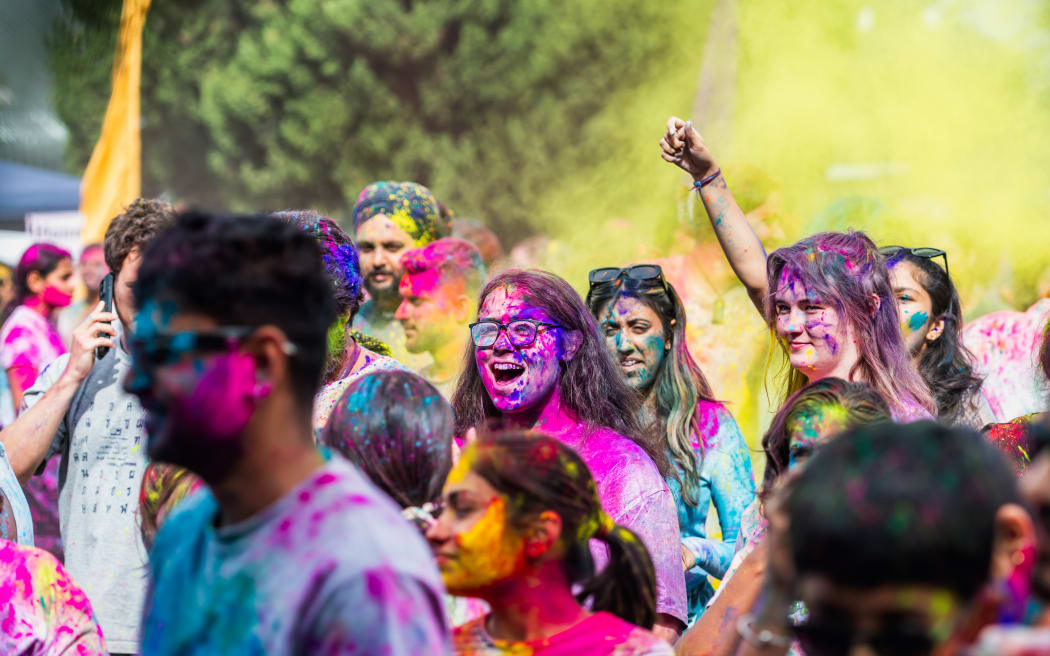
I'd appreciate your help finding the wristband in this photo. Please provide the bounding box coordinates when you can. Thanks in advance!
[693,168,722,190]
[737,614,794,649]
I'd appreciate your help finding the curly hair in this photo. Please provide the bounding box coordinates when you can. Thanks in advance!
[103,198,177,274]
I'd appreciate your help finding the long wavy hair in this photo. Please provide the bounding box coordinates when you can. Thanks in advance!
[760,377,891,499]
[469,431,658,628]
[0,243,71,326]
[884,250,983,424]
[451,269,669,476]
[586,276,716,507]
[765,231,935,419]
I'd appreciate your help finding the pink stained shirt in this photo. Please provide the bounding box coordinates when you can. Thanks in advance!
[0,305,66,383]
[553,425,688,625]
[1,305,66,560]
[0,538,107,655]
[961,298,1050,424]
[452,611,673,655]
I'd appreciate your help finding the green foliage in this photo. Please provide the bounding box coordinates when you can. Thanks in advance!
[49,0,686,241]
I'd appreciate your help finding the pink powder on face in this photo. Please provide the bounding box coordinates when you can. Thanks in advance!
[173,352,258,441]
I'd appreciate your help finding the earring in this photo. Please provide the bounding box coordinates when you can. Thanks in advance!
[251,381,272,399]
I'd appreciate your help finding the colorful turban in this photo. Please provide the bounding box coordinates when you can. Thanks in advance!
[351,181,452,247]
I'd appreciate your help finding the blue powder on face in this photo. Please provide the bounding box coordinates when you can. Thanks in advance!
[906,311,929,333]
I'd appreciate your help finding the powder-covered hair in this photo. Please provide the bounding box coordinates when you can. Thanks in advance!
[884,250,983,424]
[272,210,363,320]
[451,269,668,476]
[351,181,451,247]
[468,431,658,628]
[586,275,716,507]
[788,421,1019,599]
[765,231,935,418]
[1,242,72,325]
[760,377,891,499]
[400,237,487,300]
[321,370,453,509]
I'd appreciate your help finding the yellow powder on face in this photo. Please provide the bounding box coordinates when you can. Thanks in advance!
[446,443,478,487]
[443,496,525,594]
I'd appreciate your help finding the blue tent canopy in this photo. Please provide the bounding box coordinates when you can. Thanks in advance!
[0,159,81,224]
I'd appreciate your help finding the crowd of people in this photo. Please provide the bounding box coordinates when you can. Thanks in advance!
[0,116,1046,655]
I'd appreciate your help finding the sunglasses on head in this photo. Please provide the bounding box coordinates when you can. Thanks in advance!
[879,246,949,278]
[588,264,667,290]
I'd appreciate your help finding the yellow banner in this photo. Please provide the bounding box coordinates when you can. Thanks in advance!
[79,0,152,244]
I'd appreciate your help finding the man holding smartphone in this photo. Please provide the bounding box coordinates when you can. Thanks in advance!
[0,198,175,655]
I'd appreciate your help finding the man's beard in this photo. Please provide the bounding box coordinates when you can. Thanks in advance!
[364,275,401,309]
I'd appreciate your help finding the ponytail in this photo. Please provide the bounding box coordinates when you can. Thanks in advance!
[577,523,658,629]
[469,432,661,630]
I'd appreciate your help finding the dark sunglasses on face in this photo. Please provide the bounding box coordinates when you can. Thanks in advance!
[129,326,259,370]
[793,618,938,656]
[469,319,560,349]
[879,246,949,278]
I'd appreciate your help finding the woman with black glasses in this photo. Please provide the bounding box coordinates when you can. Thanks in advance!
[585,264,755,624]
[451,269,689,641]
[881,246,988,426]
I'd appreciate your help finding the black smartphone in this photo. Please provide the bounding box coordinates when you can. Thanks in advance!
[96,272,115,361]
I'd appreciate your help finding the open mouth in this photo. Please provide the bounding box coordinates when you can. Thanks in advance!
[491,361,525,383]
[620,357,644,368]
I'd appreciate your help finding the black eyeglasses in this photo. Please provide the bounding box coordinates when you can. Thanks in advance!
[130,326,261,369]
[879,246,949,277]
[469,319,560,348]
[588,264,667,288]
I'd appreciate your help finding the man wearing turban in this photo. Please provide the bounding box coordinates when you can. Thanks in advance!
[352,181,453,370]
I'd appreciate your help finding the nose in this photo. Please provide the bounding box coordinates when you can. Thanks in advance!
[782,308,804,335]
[368,247,385,270]
[613,331,633,354]
[425,511,451,546]
[491,327,514,353]
[394,299,409,321]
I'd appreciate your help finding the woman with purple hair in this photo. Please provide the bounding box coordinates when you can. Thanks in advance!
[659,119,935,420]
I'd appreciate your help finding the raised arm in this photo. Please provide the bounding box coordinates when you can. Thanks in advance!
[659,117,770,313]
[0,304,116,483]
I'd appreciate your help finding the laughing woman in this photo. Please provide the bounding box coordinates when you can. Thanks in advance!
[451,269,688,640]
[586,265,754,623]
[659,118,935,420]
